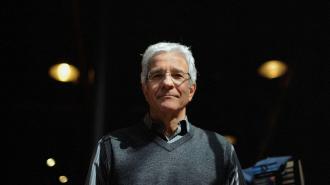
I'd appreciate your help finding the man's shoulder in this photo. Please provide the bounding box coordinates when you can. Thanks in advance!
[100,122,148,144]
[191,124,231,146]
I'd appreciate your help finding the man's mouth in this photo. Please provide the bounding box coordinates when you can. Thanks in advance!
[158,94,179,98]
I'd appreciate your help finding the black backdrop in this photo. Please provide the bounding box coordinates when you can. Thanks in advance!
[6,1,330,184]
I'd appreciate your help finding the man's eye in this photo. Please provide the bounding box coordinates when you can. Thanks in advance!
[172,73,184,79]
[150,73,163,79]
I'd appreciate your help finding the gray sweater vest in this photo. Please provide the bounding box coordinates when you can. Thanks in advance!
[91,123,246,185]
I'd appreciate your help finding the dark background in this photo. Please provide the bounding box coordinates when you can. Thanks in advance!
[5,1,330,184]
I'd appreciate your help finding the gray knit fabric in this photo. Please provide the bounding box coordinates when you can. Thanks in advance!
[85,122,246,185]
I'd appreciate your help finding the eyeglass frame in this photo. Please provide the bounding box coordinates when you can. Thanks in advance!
[146,70,191,85]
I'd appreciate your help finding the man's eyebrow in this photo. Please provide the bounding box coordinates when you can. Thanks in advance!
[149,67,186,73]
[170,68,186,73]
[148,68,163,73]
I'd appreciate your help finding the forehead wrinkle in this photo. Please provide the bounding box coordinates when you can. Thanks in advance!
[148,52,188,74]
[149,66,187,73]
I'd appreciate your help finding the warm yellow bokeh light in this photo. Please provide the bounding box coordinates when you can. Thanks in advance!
[46,158,56,167]
[258,60,288,79]
[59,175,68,183]
[224,135,237,145]
[49,63,80,82]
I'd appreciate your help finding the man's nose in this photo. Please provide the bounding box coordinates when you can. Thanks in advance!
[161,73,175,87]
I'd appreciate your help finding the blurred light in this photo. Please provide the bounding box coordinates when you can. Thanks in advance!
[258,60,288,79]
[59,175,68,183]
[49,63,79,82]
[46,158,56,167]
[224,135,237,145]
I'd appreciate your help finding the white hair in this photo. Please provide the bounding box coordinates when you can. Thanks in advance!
[140,42,197,84]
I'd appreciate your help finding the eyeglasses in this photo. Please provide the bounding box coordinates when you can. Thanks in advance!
[147,71,191,85]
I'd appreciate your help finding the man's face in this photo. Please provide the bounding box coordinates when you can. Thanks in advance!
[142,52,196,115]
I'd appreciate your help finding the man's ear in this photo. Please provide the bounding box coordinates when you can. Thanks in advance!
[141,83,148,98]
[188,83,196,101]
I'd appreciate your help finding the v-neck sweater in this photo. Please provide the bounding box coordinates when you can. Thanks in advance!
[85,122,246,185]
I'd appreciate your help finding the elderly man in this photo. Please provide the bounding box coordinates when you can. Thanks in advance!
[85,42,246,185]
